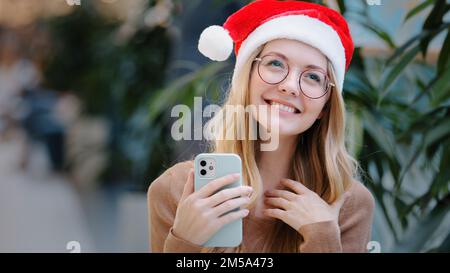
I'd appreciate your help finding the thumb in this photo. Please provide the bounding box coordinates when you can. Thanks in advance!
[181,168,195,201]
[331,191,350,212]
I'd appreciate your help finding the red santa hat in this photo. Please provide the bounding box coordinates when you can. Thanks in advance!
[198,0,354,90]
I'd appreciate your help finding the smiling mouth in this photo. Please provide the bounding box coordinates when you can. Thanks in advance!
[264,99,301,114]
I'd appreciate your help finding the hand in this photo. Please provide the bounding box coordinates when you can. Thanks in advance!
[263,178,349,231]
[172,169,253,245]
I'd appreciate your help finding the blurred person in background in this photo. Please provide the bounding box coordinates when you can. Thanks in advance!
[0,28,40,141]
[19,86,66,173]
[0,26,67,175]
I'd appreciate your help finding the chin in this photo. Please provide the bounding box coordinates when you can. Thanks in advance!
[277,126,306,137]
[276,116,316,137]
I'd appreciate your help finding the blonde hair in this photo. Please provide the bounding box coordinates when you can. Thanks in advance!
[201,44,358,253]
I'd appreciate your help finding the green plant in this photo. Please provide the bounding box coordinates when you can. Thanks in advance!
[341,0,450,252]
[44,1,172,187]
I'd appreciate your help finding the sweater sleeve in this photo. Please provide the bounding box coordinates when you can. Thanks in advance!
[297,181,375,253]
[339,181,375,252]
[147,161,203,253]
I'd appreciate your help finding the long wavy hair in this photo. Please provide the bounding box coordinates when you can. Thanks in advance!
[201,43,358,253]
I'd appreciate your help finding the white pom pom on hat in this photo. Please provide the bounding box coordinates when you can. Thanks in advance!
[198,25,234,62]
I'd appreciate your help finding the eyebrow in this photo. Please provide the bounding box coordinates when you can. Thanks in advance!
[263,51,327,72]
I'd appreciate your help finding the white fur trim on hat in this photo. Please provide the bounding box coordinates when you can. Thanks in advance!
[198,25,234,62]
[233,15,346,90]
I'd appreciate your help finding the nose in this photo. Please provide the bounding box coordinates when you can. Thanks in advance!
[278,70,300,97]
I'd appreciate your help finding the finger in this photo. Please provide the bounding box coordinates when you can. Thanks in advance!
[281,178,309,195]
[265,197,290,210]
[264,189,297,201]
[263,208,287,221]
[213,196,251,217]
[197,173,241,198]
[206,186,253,207]
[217,209,250,227]
[331,191,350,212]
[180,168,195,201]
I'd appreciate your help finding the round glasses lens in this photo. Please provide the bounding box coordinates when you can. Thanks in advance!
[300,70,328,99]
[258,55,288,84]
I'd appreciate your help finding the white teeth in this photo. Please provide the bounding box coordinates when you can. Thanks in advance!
[270,101,296,113]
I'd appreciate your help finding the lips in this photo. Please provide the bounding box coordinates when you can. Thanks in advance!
[263,98,301,114]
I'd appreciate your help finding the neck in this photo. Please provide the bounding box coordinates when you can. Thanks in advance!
[248,135,298,221]
[257,135,298,190]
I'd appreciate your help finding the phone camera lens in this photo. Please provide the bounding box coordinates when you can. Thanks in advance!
[200,169,207,175]
[200,160,206,167]
[209,166,214,170]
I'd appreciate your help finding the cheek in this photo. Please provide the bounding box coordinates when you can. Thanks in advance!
[303,98,327,117]
[286,100,327,134]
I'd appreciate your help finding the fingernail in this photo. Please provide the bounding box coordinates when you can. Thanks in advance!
[243,209,249,215]
[233,173,240,178]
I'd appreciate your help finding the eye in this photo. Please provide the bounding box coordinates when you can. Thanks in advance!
[266,59,285,69]
[305,72,322,83]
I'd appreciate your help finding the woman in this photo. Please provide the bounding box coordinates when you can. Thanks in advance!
[148,0,374,253]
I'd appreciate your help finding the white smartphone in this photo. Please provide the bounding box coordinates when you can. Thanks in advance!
[194,153,243,247]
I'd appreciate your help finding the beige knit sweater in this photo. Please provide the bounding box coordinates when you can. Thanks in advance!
[147,161,375,253]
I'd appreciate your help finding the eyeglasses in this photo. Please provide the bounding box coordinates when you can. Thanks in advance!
[254,54,335,99]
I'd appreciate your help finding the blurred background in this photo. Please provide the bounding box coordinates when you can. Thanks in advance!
[0,0,448,253]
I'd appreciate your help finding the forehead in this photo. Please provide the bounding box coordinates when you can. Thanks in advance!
[260,39,328,71]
